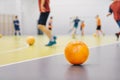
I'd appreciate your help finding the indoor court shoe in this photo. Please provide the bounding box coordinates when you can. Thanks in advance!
[45,41,56,46]
[115,33,119,41]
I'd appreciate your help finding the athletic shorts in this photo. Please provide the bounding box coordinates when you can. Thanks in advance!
[38,12,50,25]
[74,24,78,29]
[96,26,101,30]
[14,26,20,31]
[116,20,120,28]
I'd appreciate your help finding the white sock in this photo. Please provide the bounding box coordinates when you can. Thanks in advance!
[50,36,54,41]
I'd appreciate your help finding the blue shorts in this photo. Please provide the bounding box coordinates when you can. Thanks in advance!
[38,12,50,25]
[74,24,78,28]
[116,20,120,28]
[14,26,20,31]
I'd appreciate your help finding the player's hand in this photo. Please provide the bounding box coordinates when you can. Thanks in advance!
[106,14,109,17]
[41,6,46,12]
[106,13,111,17]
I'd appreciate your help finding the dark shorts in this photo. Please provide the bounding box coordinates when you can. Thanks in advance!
[14,26,20,31]
[38,12,50,25]
[96,26,101,30]
[116,20,120,28]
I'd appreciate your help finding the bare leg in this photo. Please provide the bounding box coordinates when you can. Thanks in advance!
[100,30,105,36]
[14,31,17,36]
[18,31,21,35]
[82,29,84,36]
[72,28,76,38]
[38,24,57,46]
[38,24,52,40]
[96,30,99,36]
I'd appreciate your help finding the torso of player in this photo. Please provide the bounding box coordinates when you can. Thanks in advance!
[96,18,101,26]
[110,1,120,21]
[74,19,80,23]
[81,23,85,28]
[14,20,19,27]
[39,0,50,12]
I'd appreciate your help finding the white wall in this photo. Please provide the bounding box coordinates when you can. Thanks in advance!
[0,0,17,14]
[0,0,119,35]
[21,0,119,35]
[50,0,118,35]
[21,0,39,35]
[0,0,23,34]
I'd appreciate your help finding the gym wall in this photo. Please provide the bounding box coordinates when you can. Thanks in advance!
[0,0,118,35]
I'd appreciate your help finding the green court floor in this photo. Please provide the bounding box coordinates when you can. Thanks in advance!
[0,35,119,66]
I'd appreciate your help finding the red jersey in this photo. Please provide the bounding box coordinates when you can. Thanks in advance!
[110,1,120,21]
[38,0,50,12]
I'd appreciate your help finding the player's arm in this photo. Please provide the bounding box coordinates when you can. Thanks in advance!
[41,0,46,12]
[107,7,112,17]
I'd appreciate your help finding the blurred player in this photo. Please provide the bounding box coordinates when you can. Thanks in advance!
[13,16,21,36]
[80,21,85,36]
[38,0,57,46]
[95,15,105,36]
[72,16,80,38]
[107,0,120,40]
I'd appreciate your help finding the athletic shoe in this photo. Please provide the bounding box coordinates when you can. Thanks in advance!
[115,33,119,41]
[45,41,56,46]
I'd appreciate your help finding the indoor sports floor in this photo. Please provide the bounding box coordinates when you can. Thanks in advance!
[0,35,120,80]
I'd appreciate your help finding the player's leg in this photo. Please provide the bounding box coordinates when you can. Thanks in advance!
[72,28,76,38]
[38,12,57,46]
[18,31,21,35]
[81,28,84,36]
[115,21,120,40]
[14,31,17,36]
[100,30,105,36]
[96,30,99,36]
[17,27,21,35]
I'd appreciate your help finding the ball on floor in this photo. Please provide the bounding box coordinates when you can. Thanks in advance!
[64,41,89,65]
[26,36,35,46]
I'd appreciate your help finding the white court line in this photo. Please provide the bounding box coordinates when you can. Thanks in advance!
[89,41,120,49]
[0,41,119,68]
[0,43,28,54]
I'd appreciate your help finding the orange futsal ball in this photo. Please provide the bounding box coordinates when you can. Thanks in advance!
[64,41,89,65]
[26,36,35,46]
